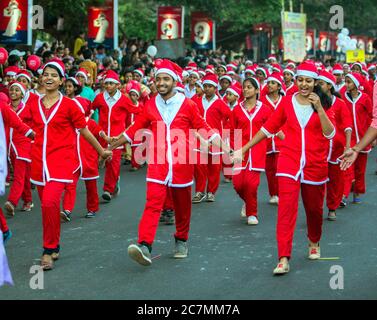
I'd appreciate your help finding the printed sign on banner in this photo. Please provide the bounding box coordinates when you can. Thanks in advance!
[0,0,31,45]
[88,0,117,49]
[306,29,315,54]
[191,12,215,50]
[157,6,184,40]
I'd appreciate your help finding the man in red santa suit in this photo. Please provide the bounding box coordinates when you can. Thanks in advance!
[109,59,232,266]
[91,70,140,202]
[192,73,232,203]
[332,63,346,96]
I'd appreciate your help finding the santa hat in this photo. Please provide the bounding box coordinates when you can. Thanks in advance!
[271,63,283,73]
[219,74,233,83]
[133,68,145,78]
[226,84,242,98]
[182,70,190,78]
[128,80,141,96]
[255,66,269,78]
[9,81,26,97]
[4,66,19,77]
[155,59,182,81]
[104,70,121,84]
[205,65,215,74]
[295,61,319,79]
[227,62,238,70]
[195,80,204,90]
[198,70,206,78]
[367,64,376,71]
[97,71,107,81]
[76,68,90,82]
[245,60,253,66]
[187,61,198,69]
[283,67,295,77]
[351,62,363,71]
[67,77,81,87]
[345,72,364,89]
[189,69,200,79]
[286,60,296,69]
[268,55,277,62]
[332,64,344,75]
[217,64,227,72]
[318,70,336,88]
[44,58,65,77]
[16,70,32,83]
[267,72,284,87]
[226,66,235,75]
[202,73,219,87]
[175,82,185,93]
[361,65,369,76]
[244,66,256,76]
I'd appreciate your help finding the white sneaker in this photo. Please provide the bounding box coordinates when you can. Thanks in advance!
[247,216,259,225]
[308,244,321,260]
[269,196,279,205]
[240,204,246,218]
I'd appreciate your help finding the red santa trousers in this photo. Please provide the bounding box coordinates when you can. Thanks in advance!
[103,149,122,194]
[7,150,32,206]
[0,208,9,233]
[138,182,192,245]
[343,153,368,197]
[265,153,279,197]
[62,171,80,212]
[131,146,141,169]
[85,180,99,213]
[163,188,174,211]
[37,181,66,251]
[222,153,233,181]
[327,163,344,211]
[277,177,325,260]
[232,170,260,217]
[194,153,222,194]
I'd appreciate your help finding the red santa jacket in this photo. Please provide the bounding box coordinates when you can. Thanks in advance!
[231,100,271,172]
[28,93,87,186]
[195,95,231,155]
[261,94,336,184]
[23,91,39,106]
[327,96,353,164]
[7,101,33,162]
[260,94,285,154]
[124,93,219,187]
[285,83,299,96]
[91,90,140,148]
[343,91,373,153]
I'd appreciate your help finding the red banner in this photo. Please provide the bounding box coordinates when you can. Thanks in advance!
[306,29,315,53]
[318,31,331,52]
[0,0,30,44]
[157,6,184,40]
[278,35,284,51]
[191,12,215,50]
[88,3,114,48]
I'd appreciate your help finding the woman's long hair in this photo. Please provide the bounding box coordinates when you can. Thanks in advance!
[312,84,333,111]
[243,77,260,100]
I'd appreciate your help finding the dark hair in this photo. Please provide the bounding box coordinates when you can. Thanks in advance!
[8,54,20,66]
[65,78,83,96]
[44,65,64,79]
[330,86,341,99]
[82,49,93,60]
[313,85,332,111]
[243,77,260,99]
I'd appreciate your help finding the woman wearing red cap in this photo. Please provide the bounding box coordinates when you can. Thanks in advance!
[233,61,336,275]
[231,77,272,225]
[316,70,352,220]
[26,59,112,270]
[260,73,286,205]
[3,82,34,216]
[342,72,373,205]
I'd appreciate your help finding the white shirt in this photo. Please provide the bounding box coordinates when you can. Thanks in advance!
[156,92,185,126]
[104,90,121,108]
[184,84,196,99]
[292,95,314,128]
[202,95,219,112]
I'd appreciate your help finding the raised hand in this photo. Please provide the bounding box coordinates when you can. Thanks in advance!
[339,148,358,171]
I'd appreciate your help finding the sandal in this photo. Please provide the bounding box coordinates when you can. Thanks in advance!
[273,261,290,275]
[41,254,54,271]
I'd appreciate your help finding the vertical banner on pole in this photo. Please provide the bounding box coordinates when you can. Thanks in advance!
[306,29,315,55]
[157,6,184,40]
[0,0,32,45]
[88,0,115,49]
[191,12,215,50]
[281,11,307,62]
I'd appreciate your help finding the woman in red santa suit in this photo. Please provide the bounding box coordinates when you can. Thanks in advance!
[342,72,373,205]
[16,70,39,106]
[233,61,336,275]
[27,59,112,270]
[110,59,231,266]
[316,70,352,221]
[231,77,272,225]
[260,73,287,205]
[91,70,140,203]
[192,73,232,204]
[283,67,298,96]
[4,82,34,216]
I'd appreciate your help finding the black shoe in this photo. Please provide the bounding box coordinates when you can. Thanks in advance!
[85,211,96,218]
[123,159,131,166]
[128,244,152,266]
[164,210,175,225]
[60,210,71,222]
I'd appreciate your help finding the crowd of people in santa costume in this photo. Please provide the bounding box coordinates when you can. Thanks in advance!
[0,47,376,276]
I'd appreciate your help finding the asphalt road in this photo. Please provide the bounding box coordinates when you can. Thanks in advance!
[1,150,377,300]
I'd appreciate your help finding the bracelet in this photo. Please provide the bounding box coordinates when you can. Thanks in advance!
[351,147,360,153]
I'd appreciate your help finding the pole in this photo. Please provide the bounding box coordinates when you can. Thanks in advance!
[113,0,119,50]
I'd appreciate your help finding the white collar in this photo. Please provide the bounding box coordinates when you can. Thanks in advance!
[104,90,121,101]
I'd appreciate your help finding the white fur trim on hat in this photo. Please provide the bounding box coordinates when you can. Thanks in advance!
[76,71,88,81]
[9,83,26,96]
[296,70,318,79]
[226,88,240,97]
[155,68,178,81]
[203,80,218,87]
[16,73,31,83]
[104,78,120,84]
[195,81,204,90]
[133,69,144,78]
[220,75,232,83]
[345,74,360,88]
[129,89,140,96]
[283,69,295,76]
[332,69,343,75]
[317,75,336,88]
[267,76,283,87]
[67,77,80,86]
[44,62,64,77]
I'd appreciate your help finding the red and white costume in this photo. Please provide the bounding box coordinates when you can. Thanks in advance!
[231,100,271,217]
